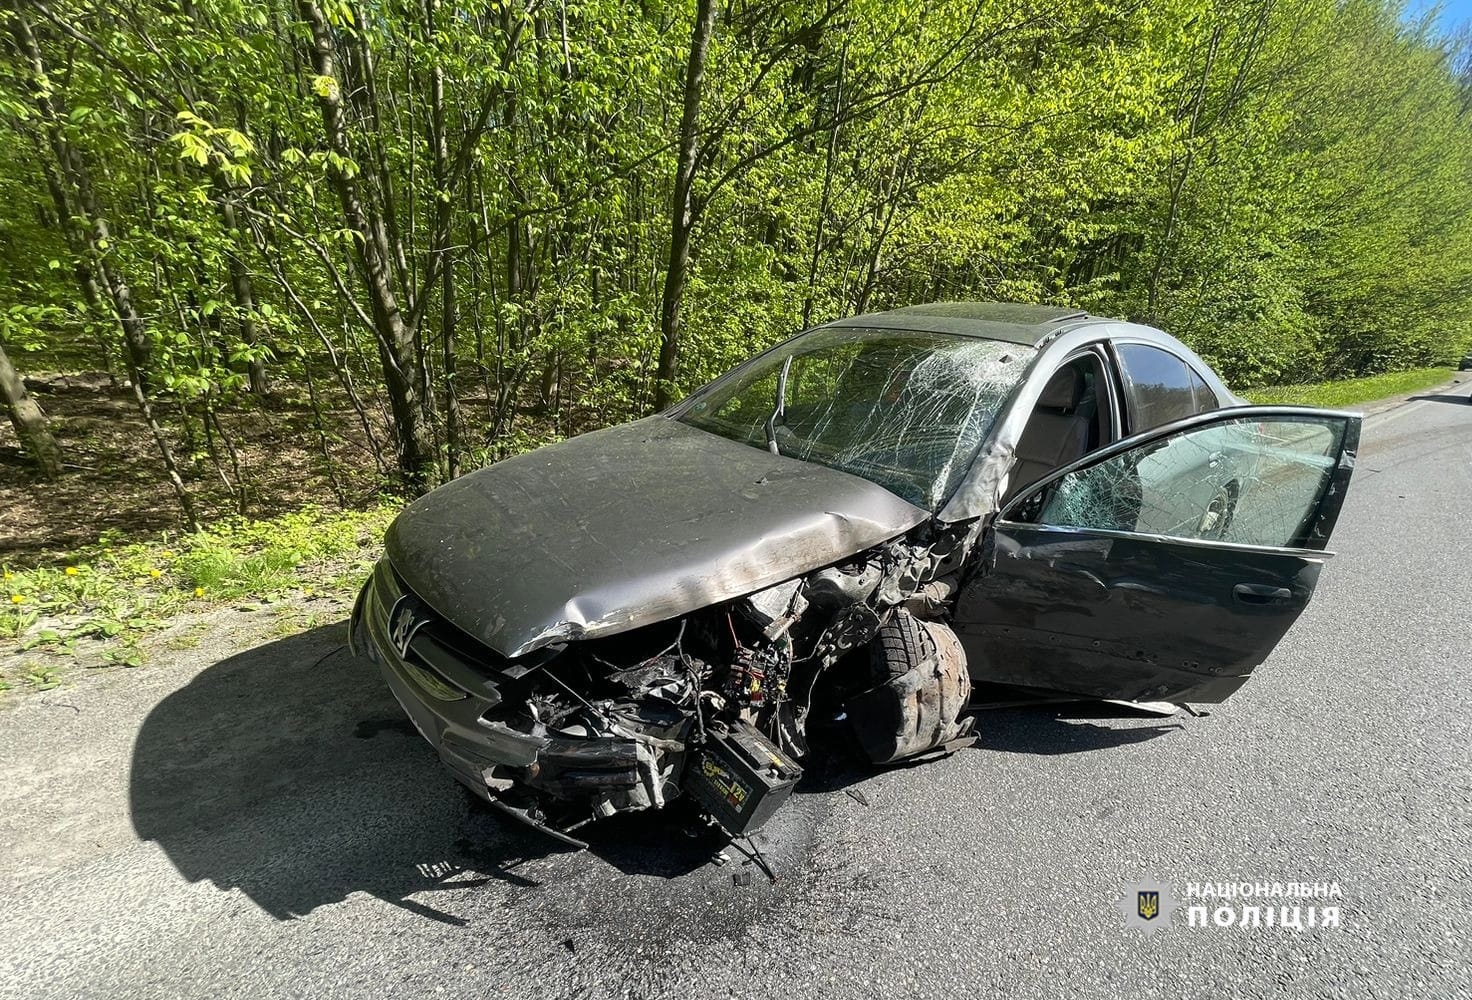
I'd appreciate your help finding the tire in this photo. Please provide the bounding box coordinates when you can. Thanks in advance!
[1198,481,1239,539]
[848,610,974,764]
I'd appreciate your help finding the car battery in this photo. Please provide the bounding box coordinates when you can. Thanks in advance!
[681,721,802,836]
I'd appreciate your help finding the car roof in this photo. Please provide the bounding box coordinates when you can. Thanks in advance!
[821,301,1105,346]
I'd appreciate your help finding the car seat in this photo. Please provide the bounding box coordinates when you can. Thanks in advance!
[1005,365,1094,502]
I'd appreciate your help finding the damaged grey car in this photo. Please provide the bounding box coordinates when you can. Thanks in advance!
[350,302,1361,846]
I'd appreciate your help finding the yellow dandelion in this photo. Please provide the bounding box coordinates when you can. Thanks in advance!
[193,587,205,598]
[9,594,24,605]
[1,570,11,580]
[161,550,175,559]
[149,569,162,579]
[65,566,79,576]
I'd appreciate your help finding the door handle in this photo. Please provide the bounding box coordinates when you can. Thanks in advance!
[1233,583,1292,606]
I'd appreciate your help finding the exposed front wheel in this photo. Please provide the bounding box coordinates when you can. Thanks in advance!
[847,610,974,764]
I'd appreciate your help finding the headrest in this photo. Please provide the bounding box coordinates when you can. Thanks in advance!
[1036,366,1083,410]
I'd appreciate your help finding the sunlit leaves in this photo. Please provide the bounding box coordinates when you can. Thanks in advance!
[309,74,340,101]
[0,0,1469,508]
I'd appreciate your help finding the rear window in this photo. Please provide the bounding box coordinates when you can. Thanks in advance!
[1188,366,1219,414]
[1118,344,1210,432]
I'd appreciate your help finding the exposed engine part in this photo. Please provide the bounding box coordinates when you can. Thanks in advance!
[726,642,789,708]
[680,720,803,836]
[527,700,691,816]
[811,602,882,665]
[603,655,697,706]
[847,610,975,764]
[742,578,808,638]
[758,699,809,760]
[368,518,991,843]
[801,561,881,612]
[903,577,959,617]
[876,520,984,605]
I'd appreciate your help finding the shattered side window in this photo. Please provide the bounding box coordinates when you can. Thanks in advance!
[679,328,1034,510]
[1034,415,1345,548]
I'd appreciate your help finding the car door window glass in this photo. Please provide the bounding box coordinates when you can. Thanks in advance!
[1026,415,1346,549]
[1118,344,1198,431]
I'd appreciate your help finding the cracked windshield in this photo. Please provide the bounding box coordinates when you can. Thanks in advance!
[678,329,1034,510]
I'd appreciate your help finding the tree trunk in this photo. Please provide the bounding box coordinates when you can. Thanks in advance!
[298,0,438,493]
[426,0,461,478]
[8,4,151,382]
[129,373,203,531]
[216,191,269,396]
[442,254,462,479]
[9,4,201,527]
[653,0,718,412]
[0,339,64,479]
[802,40,846,329]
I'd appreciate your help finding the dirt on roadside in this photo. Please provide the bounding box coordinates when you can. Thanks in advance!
[0,374,388,564]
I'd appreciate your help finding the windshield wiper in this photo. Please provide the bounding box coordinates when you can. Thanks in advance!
[765,355,792,456]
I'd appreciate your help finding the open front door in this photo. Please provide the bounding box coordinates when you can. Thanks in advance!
[954,407,1361,703]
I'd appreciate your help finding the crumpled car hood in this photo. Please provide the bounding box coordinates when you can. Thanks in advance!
[385,416,929,658]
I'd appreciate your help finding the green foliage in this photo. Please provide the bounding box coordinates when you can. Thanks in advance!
[23,664,62,691]
[0,0,1469,529]
[170,506,390,596]
[1114,2,1472,385]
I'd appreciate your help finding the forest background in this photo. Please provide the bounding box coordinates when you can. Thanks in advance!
[2,0,1470,556]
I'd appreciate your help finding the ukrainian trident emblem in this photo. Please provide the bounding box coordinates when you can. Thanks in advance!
[1117,880,1176,936]
[1137,890,1160,921]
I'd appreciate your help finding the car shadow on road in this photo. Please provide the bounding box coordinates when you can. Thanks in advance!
[129,623,579,925]
[973,704,1183,756]
[793,702,1181,795]
[130,622,751,923]
[1408,392,1471,405]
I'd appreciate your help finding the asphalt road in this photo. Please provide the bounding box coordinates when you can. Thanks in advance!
[2,387,1470,1000]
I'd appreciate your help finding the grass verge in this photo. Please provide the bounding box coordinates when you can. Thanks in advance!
[1,502,397,693]
[1245,367,1456,407]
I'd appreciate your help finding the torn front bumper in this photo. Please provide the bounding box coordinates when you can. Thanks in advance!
[350,558,675,845]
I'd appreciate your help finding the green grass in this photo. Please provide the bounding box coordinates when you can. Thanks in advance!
[2,503,397,671]
[1245,367,1455,408]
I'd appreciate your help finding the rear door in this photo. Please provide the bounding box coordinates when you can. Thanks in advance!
[953,407,1360,703]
